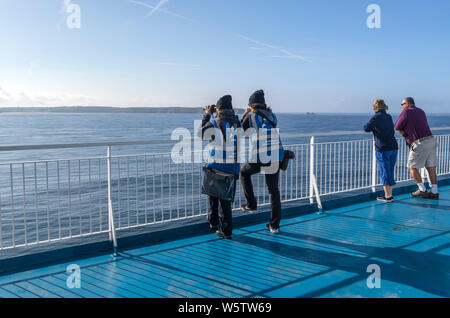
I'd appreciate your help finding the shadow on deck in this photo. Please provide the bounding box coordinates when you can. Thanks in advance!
[0,186,449,298]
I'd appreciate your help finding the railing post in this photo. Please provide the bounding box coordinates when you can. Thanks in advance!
[371,137,377,192]
[311,173,323,214]
[107,146,118,256]
[309,136,315,204]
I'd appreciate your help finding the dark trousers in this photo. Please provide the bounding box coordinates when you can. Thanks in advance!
[208,196,232,236]
[240,163,281,228]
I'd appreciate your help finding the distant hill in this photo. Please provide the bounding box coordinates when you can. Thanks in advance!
[0,106,245,114]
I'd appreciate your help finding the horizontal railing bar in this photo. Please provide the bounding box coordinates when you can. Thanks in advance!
[0,229,110,251]
[305,138,373,146]
[309,136,412,146]
[111,151,196,159]
[0,141,368,166]
[284,127,450,139]
[0,134,445,166]
[1,127,449,152]
[0,156,107,166]
[0,140,179,152]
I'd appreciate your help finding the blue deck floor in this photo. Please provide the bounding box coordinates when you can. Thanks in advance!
[1,186,449,298]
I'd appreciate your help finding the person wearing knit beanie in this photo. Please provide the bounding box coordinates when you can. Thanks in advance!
[198,94,241,240]
[248,90,266,106]
[240,89,284,235]
[216,95,233,110]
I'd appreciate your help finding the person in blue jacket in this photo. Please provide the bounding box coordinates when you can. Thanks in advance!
[240,90,284,233]
[364,98,399,202]
[198,95,241,239]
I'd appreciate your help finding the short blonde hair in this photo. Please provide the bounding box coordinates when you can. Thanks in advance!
[373,98,389,112]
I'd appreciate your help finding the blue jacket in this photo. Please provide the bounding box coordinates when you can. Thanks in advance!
[364,110,398,152]
[241,107,285,164]
[198,111,241,175]
[207,117,240,175]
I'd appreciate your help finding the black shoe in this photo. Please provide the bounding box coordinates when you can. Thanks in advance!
[216,230,232,239]
[376,196,394,203]
[209,223,218,230]
[426,192,439,200]
[241,203,257,213]
[206,214,218,229]
[265,224,280,234]
[411,189,429,198]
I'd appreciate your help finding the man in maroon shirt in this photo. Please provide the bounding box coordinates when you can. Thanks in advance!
[394,97,439,199]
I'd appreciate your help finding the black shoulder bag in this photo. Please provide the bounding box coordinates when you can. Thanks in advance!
[201,166,236,201]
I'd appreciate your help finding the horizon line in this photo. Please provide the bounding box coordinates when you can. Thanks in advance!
[0,106,449,115]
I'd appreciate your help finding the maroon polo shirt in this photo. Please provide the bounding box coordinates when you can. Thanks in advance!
[394,106,432,144]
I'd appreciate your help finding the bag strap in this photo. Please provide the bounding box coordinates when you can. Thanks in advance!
[250,112,259,132]
[254,109,277,127]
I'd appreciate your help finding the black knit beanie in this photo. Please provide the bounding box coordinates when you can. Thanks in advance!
[249,90,265,105]
[216,95,233,110]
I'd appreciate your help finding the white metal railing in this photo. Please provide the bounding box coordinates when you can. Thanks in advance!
[0,130,449,253]
[308,134,450,197]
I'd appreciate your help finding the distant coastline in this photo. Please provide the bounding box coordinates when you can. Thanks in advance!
[0,106,245,114]
[0,107,447,116]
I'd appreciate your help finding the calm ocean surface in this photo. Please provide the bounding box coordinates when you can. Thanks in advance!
[0,112,449,252]
[0,112,449,161]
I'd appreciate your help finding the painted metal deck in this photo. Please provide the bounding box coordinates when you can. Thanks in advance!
[0,185,449,298]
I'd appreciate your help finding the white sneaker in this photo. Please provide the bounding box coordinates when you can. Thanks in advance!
[266,224,280,234]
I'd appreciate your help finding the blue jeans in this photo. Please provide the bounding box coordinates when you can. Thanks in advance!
[375,150,398,186]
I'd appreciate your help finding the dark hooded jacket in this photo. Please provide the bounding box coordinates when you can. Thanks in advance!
[240,105,277,131]
[198,108,240,140]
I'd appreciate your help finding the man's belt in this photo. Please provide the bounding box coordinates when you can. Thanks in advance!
[411,135,433,147]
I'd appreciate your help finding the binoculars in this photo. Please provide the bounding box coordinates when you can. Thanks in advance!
[205,105,216,114]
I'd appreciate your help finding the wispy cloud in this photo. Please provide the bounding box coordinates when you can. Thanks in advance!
[146,0,169,17]
[127,2,308,62]
[0,86,98,107]
[236,34,282,50]
[127,0,195,22]
[270,49,312,62]
[236,33,311,63]
[0,85,197,107]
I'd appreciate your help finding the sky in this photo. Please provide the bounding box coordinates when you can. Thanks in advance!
[0,0,449,113]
